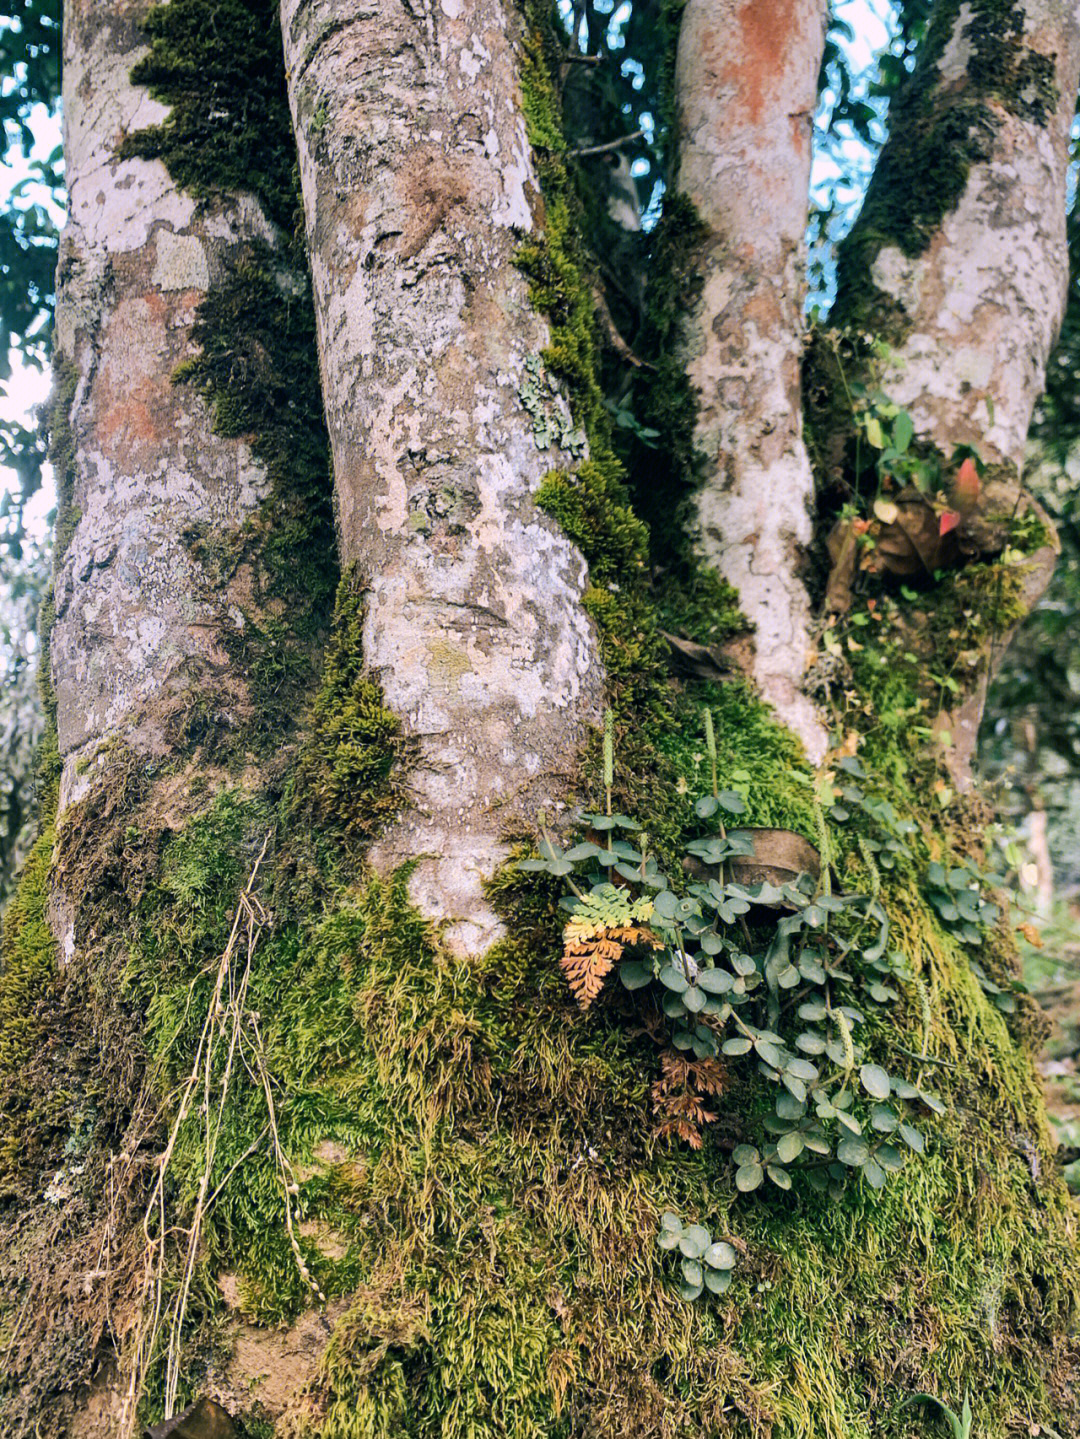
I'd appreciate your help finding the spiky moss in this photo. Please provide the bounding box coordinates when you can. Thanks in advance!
[0,501,64,1193]
[830,558,1033,804]
[834,0,1058,337]
[515,0,751,869]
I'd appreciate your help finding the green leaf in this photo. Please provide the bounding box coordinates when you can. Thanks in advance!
[860,1064,891,1100]
[862,1157,887,1190]
[659,964,688,993]
[837,1135,870,1167]
[870,1105,898,1133]
[704,1240,737,1270]
[893,410,914,452]
[755,1038,782,1068]
[681,1259,703,1286]
[678,1277,704,1301]
[898,1123,924,1153]
[735,1161,764,1192]
[732,1145,760,1166]
[776,1130,804,1164]
[660,1211,683,1233]
[694,795,719,819]
[718,790,746,814]
[796,1031,826,1055]
[683,986,707,1014]
[619,959,655,991]
[776,1091,806,1121]
[679,1224,710,1259]
[767,1164,792,1190]
[722,1037,752,1056]
[704,1267,733,1295]
[697,967,733,994]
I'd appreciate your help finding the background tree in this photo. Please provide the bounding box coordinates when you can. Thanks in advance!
[1,2,1080,1438]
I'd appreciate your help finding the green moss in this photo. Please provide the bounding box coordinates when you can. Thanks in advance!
[0,824,59,1189]
[167,255,336,754]
[288,570,404,842]
[97,768,1078,1439]
[47,357,79,564]
[118,0,299,233]
[6,3,1078,1435]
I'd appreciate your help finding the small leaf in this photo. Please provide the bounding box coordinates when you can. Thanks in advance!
[836,1135,870,1167]
[679,1224,710,1259]
[697,967,734,994]
[619,960,655,991]
[898,1123,924,1153]
[735,1162,764,1192]
[704,1267,732,1295]
[860,1064,891,1100]
[722,1037,753,1056]
[862,1157,887,1190]
[681,1259,703,1286]
[659,964,689,993]
[732,1144,760,1165]
[704,1241,737,1270]
[766,1164,792,1190]
[776,1130,804,1164]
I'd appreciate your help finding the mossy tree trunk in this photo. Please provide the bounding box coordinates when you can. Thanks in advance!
[278,0,604,952]
[2,2,1080,1438]
[830,0,1080,780]
[674,0,828,760]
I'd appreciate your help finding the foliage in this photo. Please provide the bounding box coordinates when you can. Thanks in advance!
[0,1,61,544]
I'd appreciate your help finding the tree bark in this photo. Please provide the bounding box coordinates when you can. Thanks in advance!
[674,0,828,761]
[51,0,292,945]
[279,0,604,951]
[837,0,1080,467]
[835,0,1080,782]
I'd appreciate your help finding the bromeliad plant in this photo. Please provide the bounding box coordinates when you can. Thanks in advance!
[520,711,950,1299]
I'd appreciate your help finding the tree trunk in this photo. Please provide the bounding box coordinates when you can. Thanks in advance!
[1,2,1079,1437]
[831,0,1080,783]
[279,0,604,951]
[674,0,828,760]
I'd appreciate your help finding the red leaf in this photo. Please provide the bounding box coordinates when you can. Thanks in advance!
[953,457,980,509]
[939,510,960,536]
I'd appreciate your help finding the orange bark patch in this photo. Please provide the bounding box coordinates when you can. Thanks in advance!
[718,0,810,128]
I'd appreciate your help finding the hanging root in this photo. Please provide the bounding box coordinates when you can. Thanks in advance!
[117,832,323,1435]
